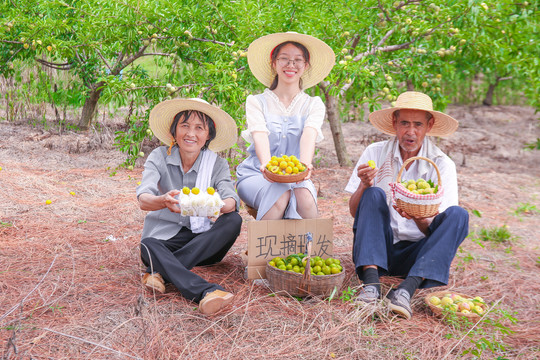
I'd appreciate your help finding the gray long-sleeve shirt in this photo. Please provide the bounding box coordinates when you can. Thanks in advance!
[136,146,239,240]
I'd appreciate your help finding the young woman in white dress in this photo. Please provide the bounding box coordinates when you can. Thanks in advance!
[236,32,335,220]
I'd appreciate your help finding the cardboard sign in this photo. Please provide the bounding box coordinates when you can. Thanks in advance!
[246,218,333,279]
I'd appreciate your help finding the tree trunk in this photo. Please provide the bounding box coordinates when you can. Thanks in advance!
[323,93,352,167]
[482,78,499,106]
[78,82,104,129]
[406,79,415,91]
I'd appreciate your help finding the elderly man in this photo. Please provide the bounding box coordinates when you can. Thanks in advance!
[345,91,469,319]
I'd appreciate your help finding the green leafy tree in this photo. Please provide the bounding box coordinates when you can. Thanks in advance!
[448,1,538,107]
[0,0,252,130]
[1,0,536,166]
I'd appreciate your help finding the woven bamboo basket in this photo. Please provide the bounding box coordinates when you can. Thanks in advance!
[264,162,308,183]
[266,263,345,298]
[392,156,443,218]
[425,291,488,321]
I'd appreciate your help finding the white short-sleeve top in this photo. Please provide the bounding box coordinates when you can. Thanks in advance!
[241,89,325,143]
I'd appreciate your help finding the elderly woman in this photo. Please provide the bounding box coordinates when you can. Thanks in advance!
[137,98,241,315]
[236,32,335,220]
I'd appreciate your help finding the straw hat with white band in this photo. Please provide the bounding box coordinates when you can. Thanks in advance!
[369,91,459,137]
[149,98,237,152]
[247,32,335,90]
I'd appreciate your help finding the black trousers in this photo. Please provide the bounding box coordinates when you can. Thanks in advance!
[140,211,242,302]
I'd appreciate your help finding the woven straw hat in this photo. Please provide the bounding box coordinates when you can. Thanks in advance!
[149,98,237,152]
[247,32,335,89]
[369,91,459,137]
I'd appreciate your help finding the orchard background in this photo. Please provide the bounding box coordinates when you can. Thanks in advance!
[1,0,539,359]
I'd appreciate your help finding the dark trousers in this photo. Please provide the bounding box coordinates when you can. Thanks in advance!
[352,187,469,288]
[140,211,242,302]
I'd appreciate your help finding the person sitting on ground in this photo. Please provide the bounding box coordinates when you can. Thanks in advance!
[137,98,241,315]
[345,91,469,319]
[236,32,335,220]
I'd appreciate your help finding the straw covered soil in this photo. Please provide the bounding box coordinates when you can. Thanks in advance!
[1,104,539,359]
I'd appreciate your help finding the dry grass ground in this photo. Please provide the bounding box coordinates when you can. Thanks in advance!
[1,105,539,359]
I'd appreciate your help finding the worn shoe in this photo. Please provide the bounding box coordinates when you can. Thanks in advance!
[386,288,413,319]
[142,272,165,294]
[199,290,234,315]
[353,285,380,304]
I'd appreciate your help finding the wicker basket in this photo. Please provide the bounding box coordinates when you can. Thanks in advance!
[266,263,345,298]
[264,163,308,183]
[424,291,488,321]
[391,156,443,218]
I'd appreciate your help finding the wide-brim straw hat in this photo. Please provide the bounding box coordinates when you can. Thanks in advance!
[149,98,237,152]
[369,91,459,137]
[247,32,335,90]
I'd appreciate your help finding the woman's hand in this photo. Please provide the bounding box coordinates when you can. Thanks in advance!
[260,164,275,182]
[163,189,182,213]
[300,163,314,182]
[139,190,181,212]
[220,198,237,214]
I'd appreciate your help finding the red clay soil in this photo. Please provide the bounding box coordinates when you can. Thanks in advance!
[1,105,539,359]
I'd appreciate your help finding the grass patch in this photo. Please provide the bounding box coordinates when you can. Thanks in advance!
[470,225,518,245]
[512,202,539,216]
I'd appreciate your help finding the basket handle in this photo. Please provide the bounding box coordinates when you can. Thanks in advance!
[396,156,442,188]
[301,232,313,289]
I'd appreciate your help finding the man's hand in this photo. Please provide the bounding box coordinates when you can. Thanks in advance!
[356,163,378,188]
[349,162,378,217]
[392,205,437,236]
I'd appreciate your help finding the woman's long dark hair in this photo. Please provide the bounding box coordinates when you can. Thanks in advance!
[269,41,310,90]
[169,110,216,150]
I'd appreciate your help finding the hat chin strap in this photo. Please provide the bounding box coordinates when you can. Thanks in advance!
[167,139,176,156]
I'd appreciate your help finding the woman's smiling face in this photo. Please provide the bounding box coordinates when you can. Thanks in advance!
[174,113,210,157]
[272,43,309,87]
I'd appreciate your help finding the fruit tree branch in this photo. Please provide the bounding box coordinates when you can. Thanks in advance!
[140,52,176,57]
[192,37,234,47]
[35,59,75,70]
[95,48,112,73]
[352,29,400,60]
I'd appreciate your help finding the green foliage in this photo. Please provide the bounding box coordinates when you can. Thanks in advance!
[0,0,537,164]
[524,138,540,150]
[223,144,246,177]
[439,301,518,358]
[48,304,64,314]
[340,286,358,303]
[0,221,13,227]
[446,0,539,108]
[470,225,519,244]
[512,202,539,216]
[461,307,518,358]
[471,209,482,218]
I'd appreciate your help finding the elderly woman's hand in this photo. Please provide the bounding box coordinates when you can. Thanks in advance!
[163,189,182,213]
